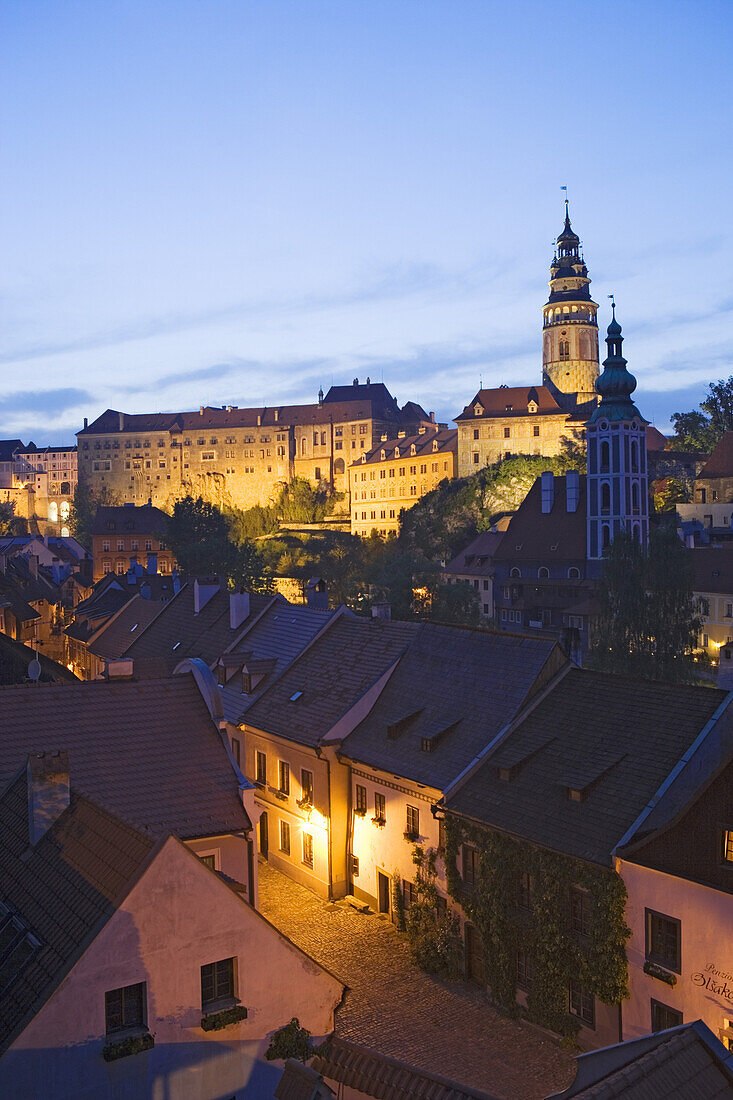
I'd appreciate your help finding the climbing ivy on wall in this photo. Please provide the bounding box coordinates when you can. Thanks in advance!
[444,817,630,1037]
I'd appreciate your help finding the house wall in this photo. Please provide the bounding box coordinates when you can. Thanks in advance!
[621,859,733,1047]
[349,444,456,537]
[694,588,733,659]
[444,572,493,619]
[186,834,252,902]
[4,836,343,1100]
[457,415,583,478]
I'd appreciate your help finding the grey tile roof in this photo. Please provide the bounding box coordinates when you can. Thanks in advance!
[92,504,169,536]
[124,583,276,672]
[0,675,250,838]
[218,602,334,723]
[446,669,726,866]
[0,773,155,1054]
[353,428,457,467]
[87,594,165,659]
[244,615,419,747]
[492,475,587,563]
[341,629,561,789]
[445,530,504,577]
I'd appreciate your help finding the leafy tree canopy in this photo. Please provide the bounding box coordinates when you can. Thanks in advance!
[0,501,28,538]
[670,377,733,452]
[227,477,342,542]
[166,496,269,590]
[68,482,118,549]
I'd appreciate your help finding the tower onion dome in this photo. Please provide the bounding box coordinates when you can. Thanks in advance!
[557,202,580,248]
[589,304,645,423]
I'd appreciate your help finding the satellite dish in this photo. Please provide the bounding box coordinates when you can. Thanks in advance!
[28,658,41,682]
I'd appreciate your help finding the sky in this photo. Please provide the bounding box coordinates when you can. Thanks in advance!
[2,0,732,444]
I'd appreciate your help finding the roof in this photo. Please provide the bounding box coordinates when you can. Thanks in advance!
[86,595,165,659]
[445,530,504,577]
[15,443,77,455]
[124,582,276,674]
[492,475,587,563]
[217,601,335,724]
[0,440,24,462]
[0,632,77,685]
[312,1037,500,1100]
[690,547,733,595]
[353,428,457,467]
[549,1020,733,1099]
[445,669,726,866]
[92,504,169,536]
[275,1059,335,1100]
[699,433,733,480]
[244,615,419,747]
[645,425,669,451]
[455,387,567,422]
[0,771,156,1054]
[342,628,561,790]
[0,674,250,839]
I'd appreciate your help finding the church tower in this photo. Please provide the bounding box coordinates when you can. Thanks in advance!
[542,201,599,408]
[587,304,649,559]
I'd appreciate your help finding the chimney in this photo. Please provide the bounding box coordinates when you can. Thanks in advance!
[194,577,219,614]
[566,470,580,514]
[371,601,391,621]
[306,578,328,611]
[429,411,435,423]
[105,658,134,679]
[540,471,555,515]
[147,552,158,574]
[200,406,205,415]
[366,376,370,385]
[83,417,88,429]
[28,554,38,579]
[118,411,125,431]
[719,645,733,691]
[229,590,250,629]
[27,751,70,845]
[353,378,358,387]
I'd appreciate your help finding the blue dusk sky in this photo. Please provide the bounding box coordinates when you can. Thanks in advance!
[2,0,732,444]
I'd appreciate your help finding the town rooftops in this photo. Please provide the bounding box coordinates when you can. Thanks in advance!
[0,768,157,1055]
[548,1019,733,1099]
[0,440,25,462]
[243,614,419,748]
[15,443,77,455]
[0,674,250,839]
[444,530,504,577]
[85,594,165,660]
[690,547,733,594]
[341,628,563,791]
[492,474,587,563]
[353,428,457,467]
[645,425,669,451]
[699,432,733,480]
[91,503,169,536]
[445,668,727,866]
[455,386,566,422]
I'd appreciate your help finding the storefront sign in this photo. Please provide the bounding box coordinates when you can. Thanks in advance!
[691,963,733,1005]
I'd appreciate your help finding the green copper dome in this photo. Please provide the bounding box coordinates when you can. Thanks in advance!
[588,305,645,423]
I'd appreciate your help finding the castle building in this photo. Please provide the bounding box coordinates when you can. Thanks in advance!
[77,381,431,513]
[455,203,599,478]
[586,305,649,558]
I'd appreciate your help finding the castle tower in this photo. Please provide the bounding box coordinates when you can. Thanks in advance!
[586,304,648,559]
[542,201,599,408]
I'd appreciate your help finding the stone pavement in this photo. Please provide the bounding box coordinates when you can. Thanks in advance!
[258,860,575,1100]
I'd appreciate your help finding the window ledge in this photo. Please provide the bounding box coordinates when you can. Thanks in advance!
[371,816,386,828]
[403,831,420,842]
[354,809,366,817]
[274,790,289,801]
[644,960,677,986]
[102,1031,154,1061]
[200,1003,247,1031]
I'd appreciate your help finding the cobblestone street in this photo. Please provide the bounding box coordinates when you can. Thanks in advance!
[258,861,575,1100]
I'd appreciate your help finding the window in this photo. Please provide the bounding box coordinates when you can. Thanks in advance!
[301,769,314,805]
[355,784,367,815]
[646,909,681,973]
[201,957,235,1010]
[105,982,146,1034]
[504,427,511,439]
[374,792,386,822]
[402,880,416,909]
[241,671,253,694]
[472,452,479,465]
[463,845,478,889]
[405,804,419,837]
[473,429,480,440]
[568,566,580,579]
[102,539,110,552]
[538,566,549,579]
[569,979,595,1027]
[302,832,314,868]
[516,949,533,991]
[199,854,216,870]
[145,539,152,551]
[517,871,532,911]
[651,999,682,1033]
[230,737,241,766]
[533,425,540,437]
[278,760,290,795]
[117,539,125,551]
[279,820,291,855]
[570,887,590,936]
[256,751,267,785]
[723,828,733,863]
[601,482,611,514]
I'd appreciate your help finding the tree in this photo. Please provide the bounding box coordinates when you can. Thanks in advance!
[590,526,701,683]
[166,496,269,589]
[68,482,118,549]
[0,501,28,537]
[404,846,463,977]
[265,1017,321,1063]
[669,376,733,452]
[652,477,687,513]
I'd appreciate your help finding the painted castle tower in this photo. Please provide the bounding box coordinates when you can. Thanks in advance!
[586,304,649,559]
[542,201,600,408]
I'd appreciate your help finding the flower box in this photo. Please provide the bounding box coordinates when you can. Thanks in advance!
[644,960,677,986]
[102,1033,154,1062]
[274,790,289,802]
[404,831,419,842]
[297,797,313,810]
[371,816,386,828]
[201,1004,248,1031]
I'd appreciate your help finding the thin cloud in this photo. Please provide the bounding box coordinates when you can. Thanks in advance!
[0,388,91,416]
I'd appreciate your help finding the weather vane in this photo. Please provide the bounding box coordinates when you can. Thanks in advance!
[608,293,616,317]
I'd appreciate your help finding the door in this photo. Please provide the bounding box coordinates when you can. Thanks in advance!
[377,870,390,915]
[259,811,268,859]
[465,923,484,985]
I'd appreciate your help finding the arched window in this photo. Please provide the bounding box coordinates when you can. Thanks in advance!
[61,526,69,538]
[601,482,611,515]
[568,567,580,579]
[632,482,640,513]
[602,524,611,550]
[301,438,307,456]
[600,440,610,472]
[538,567,549,579]
[60,481,70,494]
[510,567,521,579]
[334,458,345,475]
[630,440,639,473]
[60,500,70,520]
[48,501,58,522]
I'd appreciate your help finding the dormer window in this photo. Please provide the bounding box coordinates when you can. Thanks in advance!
[474,405,483,416]
[410,444,417,456]
[394,447,400,459]
[380,450,386,460]
[505,405,513,412]
[528,401,538,414]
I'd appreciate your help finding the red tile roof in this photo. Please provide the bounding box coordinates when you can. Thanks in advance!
[690,547,733,595]
[353,428,457,466]
[455,386,566,421]
[492,475,587,562]
[699,432,733,479]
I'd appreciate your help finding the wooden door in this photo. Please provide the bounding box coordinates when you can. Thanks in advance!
[259,811,268,858]
[377,870,390,915]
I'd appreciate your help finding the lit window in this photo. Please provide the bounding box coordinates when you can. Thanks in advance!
[255,751,266,785]
[278,760,290,796]
[374,792,386,823]
[355,784,367,814]
[302,832,314,868]
[722,828,733,864]
[280,820,291,855]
